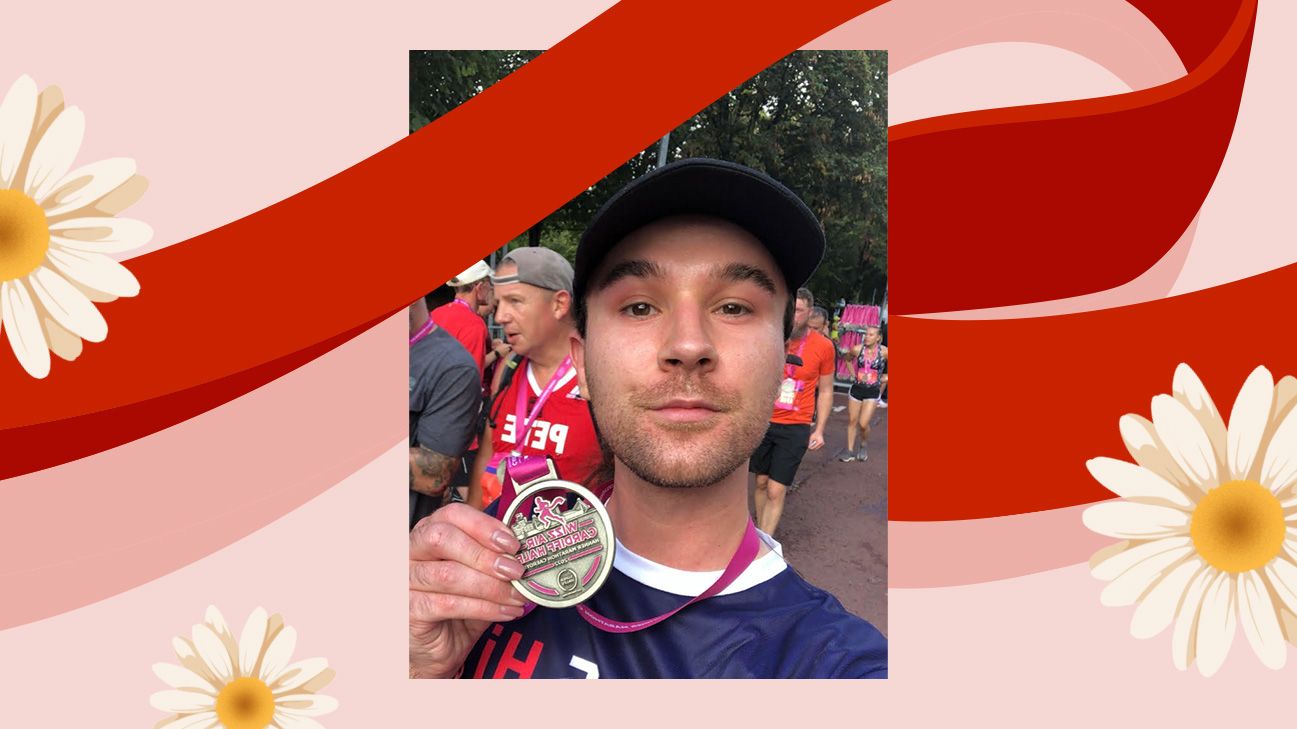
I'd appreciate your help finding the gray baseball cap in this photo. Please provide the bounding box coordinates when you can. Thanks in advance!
[492,247,574,293]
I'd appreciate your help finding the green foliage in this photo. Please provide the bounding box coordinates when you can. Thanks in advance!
[409,50,888,306]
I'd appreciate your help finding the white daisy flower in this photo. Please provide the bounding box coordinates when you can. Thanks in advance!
[0,74,151,379]
[151,606,337,729]
[1083,363,1297,676]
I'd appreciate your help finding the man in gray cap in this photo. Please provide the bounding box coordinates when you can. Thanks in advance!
[464,247,604,510]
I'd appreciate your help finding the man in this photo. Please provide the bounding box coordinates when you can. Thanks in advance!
[432,260,495,375]
[808,306,830,338]
[410,159,887,678]
[465,247,603,509]
[408,298,482,529]
[751,288,835,536]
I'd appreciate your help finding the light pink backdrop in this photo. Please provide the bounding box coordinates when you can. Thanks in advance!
[3,0,1295,723]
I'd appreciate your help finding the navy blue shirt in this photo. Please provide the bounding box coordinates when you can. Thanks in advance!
[462,536,888,679]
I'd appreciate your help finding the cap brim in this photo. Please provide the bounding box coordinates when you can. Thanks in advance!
[574,158,825,304]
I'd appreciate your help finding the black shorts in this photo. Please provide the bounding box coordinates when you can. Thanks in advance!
[749,422,811,485]
[850,382,882,402]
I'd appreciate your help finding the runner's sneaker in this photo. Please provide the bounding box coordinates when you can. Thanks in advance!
[839,452,857,462]
[858,448,868,462]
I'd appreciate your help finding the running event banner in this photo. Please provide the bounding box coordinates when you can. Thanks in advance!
[2,0,1291,722]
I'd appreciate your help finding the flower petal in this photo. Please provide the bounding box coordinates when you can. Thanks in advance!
[1152,394,1219,489]
[269,657,328,692]
[1265,558,1297,616]
[23,105,82,202]
[28,265,106,342]
[1082,501,1190,540]
[1100,543,1194,606]
[152,662,217,693]
[259,625,297,684]
[1119,414,1194,494]
[41,157,135,217]
[1130,557,1205,639]
[1173,363,1229,475]
[1086,457,1193,509]
[191,624,233,685]
[1090,536,1191,581]
[240,607,269,677]
[275,693,339,717]
[274,714,326,729]
[158,712,219,729]
[149,689,216,714]
[1228,366,1274,481]
[1,280,51,379]
[0,75,37,188]
[50,216,152,253]
[45,246,139,297]
[1238,570,1286,669]
[157,712,219,729]
[1172,566,1215,670]
[41,315,81,361]
[1262,407,1297,494]
[1195,571,1238,677]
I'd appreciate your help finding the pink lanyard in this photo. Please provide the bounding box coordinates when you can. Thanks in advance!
[499,475,761,634]
[452,298,475,312]
[409,318,435,346]
[495,357,573,502]
[785,335,808,378]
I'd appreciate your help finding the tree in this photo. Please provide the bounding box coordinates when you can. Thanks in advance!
[408,50,888,306]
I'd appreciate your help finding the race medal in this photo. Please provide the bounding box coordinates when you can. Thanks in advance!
[501,473,615,609]
[775,377,797,409]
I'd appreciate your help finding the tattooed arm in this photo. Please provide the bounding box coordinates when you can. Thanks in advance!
[410,445,458,498]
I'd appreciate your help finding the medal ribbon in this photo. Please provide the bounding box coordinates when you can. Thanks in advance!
[491,357,573,505]
[502,475,762,634]
[574,513,761,633]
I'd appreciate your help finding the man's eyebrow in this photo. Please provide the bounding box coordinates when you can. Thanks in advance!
[714,262,778,296]
[592,259,666,292]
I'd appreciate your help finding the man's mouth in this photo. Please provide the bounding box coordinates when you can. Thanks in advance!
[649,398,722,424]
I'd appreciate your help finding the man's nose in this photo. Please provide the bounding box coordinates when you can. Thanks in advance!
[658,303,717,374]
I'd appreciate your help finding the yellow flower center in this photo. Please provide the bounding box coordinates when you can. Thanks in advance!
[1190,479,1286,573]
[215,677,275,729]
[0,189,50,282]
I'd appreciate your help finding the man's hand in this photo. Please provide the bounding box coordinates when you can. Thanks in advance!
[410,504,528,678]
[808,430,825,450]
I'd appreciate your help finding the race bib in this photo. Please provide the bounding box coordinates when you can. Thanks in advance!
[775,377,798,410]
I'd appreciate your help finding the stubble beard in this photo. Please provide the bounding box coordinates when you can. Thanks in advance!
[585,365,778,490]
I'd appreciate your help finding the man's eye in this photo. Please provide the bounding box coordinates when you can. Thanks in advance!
[717,302,751,316]
[623,302,655,317]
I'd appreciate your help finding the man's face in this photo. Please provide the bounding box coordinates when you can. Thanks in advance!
[808,313,827,334]
[572,215,786,489]
[864,327,880,346]
[493,262,561,356]
[793,297,811,335]
[476,279,496,316]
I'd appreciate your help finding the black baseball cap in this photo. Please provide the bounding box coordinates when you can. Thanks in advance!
[573,158,826,305]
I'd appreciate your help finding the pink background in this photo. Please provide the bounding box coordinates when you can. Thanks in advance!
[2,0,1296,723]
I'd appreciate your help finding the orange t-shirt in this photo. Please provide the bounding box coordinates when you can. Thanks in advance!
[770,330,835,425]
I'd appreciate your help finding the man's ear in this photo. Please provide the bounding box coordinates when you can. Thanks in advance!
[552,289,573,321]
[570,329,589,397]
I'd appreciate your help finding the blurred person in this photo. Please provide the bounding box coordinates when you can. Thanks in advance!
[409,298,482,529]
[410,159,886,678]
[465,247,603,509]
[808,306,830,338]
[751,288,835,536]
[432,260,494,375]
[841,325,887,462]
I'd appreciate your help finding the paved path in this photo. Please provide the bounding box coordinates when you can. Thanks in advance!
[749,390,888,635]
